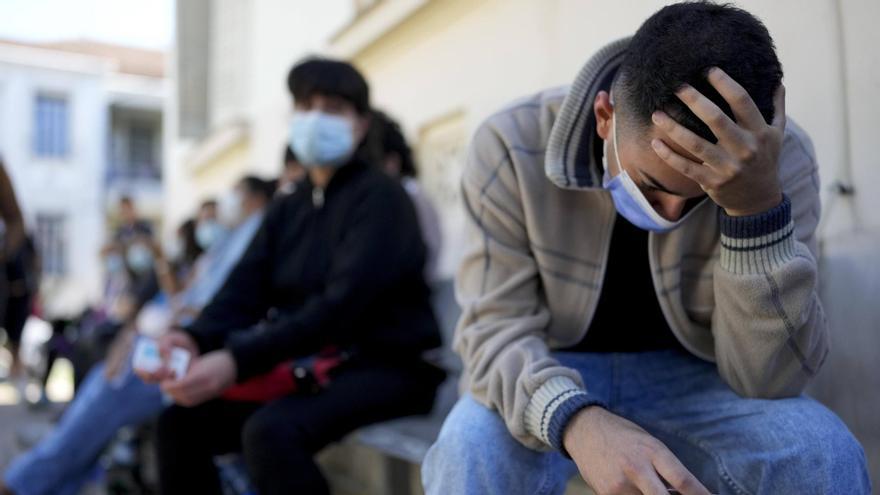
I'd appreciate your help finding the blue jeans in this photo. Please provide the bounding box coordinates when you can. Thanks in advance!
[3,358,165,495]
[423,350,871,495]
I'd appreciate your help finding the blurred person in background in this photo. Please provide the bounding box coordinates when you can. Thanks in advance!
[113,196,153,245]
[422,3,869,495]
[0,158,28,380]
[371,110,443,283]
[194,199,222,252]
[3,235,40,380]
[0,177,275,495]
[68,234,160,388]
[141,58,444,495]
[151,218,204,298]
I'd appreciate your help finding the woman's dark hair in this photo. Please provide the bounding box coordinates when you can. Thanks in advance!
[614,1,783,143]
[178,218,202,266]
[370,110,418,178]
[283,145,298,167]
[239,175,277,201]
[287,58,370,115]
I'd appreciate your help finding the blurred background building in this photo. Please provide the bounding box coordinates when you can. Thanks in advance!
[0,39,166,317]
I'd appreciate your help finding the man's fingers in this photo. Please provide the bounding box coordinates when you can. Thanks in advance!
[706,67,765,130]
[652,450,711,495]
[771,83,786,131]
[650,138,714,186]
[651,111,726,166]
[672,84,746,145]
[630,464,673,495]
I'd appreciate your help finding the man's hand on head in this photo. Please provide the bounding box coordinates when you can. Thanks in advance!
[649,67,785,217]
[564,406,711,495]
[161,350,237,407]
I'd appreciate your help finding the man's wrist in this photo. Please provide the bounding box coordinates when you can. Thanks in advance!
[562,404,604,455]
[549,394,607,456]
[723,191,783,217]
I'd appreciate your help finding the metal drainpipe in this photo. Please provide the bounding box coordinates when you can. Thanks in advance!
[817,0,859,255]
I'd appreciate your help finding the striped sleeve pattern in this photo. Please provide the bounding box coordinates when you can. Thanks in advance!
[524,376,607,453]
[719,195,795,275]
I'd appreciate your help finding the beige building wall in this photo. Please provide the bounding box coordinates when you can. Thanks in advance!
[331,0,879,271]
[165,0,353,236]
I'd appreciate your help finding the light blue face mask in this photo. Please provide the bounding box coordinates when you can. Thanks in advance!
[602,112,688,233]
[288,111,355,169]
[126,243,154,273]
[195,220,222,250]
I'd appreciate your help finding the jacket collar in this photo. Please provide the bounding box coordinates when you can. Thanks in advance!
[302,156,370,208]
[546,37,630,191]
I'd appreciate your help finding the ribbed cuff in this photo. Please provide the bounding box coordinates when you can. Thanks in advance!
[719,195,796,275]
[524,376,606,452]
[547,393,605,455]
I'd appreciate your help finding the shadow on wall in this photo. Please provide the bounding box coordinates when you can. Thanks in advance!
[808,230,880,489]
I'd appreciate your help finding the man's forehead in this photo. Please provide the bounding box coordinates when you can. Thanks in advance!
[619,125,706,197]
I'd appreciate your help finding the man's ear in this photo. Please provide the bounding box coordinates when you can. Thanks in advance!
[594,91,614,141]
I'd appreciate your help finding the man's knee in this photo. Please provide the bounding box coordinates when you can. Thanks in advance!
[427,395,511,461]
[795,407,870,491]
[753,400,870,493]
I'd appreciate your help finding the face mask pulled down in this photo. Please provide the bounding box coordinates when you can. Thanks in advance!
[602,112,689,233]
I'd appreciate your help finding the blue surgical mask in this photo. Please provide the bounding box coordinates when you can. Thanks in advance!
[288,111,355,168]
[218,190,244,227]
[165,237,184,262]
[195,220,222,250]
[602,112,688,233]
[126,243,154,273]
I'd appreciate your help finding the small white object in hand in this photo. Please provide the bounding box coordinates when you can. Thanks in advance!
[168,348,191,379]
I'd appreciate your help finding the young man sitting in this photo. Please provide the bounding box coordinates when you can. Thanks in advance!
[422,3,870,494]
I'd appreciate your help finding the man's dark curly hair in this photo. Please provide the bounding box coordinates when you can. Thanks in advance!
[614,1,783,143]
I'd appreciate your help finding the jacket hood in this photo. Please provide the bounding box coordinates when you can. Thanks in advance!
[546,37,630,190]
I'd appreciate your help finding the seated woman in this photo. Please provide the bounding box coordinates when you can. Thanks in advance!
[140,58,445,495]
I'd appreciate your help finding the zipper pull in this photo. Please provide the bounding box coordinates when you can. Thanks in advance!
[312,187,325,208]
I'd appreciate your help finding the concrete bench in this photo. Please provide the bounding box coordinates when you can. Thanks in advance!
[338,279,592,495]
[344,279,462,494]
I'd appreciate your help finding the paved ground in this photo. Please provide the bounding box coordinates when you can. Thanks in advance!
[0,360,105,495]
[0,382,59,469]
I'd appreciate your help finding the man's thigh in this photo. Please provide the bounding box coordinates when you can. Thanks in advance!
[422,394,576,495]
[612,351,870,494]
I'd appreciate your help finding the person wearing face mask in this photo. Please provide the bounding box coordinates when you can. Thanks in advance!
[0,180,277,495]
[140,58,444,495]
[422,4,869,495]
[193,199,221,251]
[174,176,275,320]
